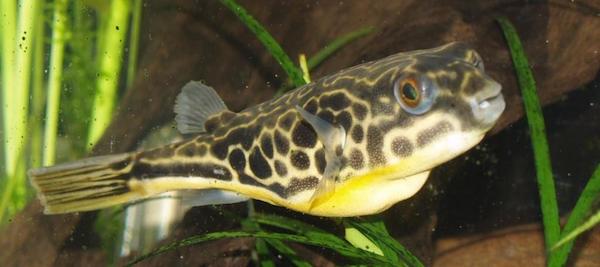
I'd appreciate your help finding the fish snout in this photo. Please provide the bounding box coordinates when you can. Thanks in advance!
[469,80,505,127]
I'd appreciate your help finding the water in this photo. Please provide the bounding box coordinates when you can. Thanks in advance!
[0,1,599,266]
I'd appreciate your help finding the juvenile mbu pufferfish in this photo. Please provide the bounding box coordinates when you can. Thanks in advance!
[30,42,505,217]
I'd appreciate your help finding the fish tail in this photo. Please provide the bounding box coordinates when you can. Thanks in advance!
[29,153,143,214]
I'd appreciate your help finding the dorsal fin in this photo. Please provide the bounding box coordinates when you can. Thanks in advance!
[174,81,229,134]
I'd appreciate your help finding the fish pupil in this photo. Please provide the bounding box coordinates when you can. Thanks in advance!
[402,82,420,106]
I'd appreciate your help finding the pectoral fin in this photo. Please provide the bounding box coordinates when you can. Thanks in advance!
[295,105,347,207]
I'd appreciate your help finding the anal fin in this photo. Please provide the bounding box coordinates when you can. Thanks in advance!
[179,189,249,209]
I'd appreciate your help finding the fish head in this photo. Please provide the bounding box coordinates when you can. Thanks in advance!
[344,42,506,177]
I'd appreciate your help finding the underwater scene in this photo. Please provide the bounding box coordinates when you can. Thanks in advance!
[0,0,599,266]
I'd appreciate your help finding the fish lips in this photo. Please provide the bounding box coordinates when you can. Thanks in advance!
[469,80,506,128]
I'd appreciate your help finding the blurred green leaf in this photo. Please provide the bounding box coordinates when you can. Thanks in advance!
[345,217,423,267]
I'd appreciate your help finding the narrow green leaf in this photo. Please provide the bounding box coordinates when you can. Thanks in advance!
[127,231,391,266]
[43,0,68,166]
[243,216,312,267]
[345,226,384,256]
[87,0,132,147]
[496,17,561,252]
[252,213,351,250]
[0,0,42,226]
[219,0,305,87]
[550,164,600,265]
[554,208,600,250]
[264,239,312,267]
[345,218,423,267]
[275,26,374,96]
[126,0,143,88]
[252,213,392,264]
[307,26,374,70]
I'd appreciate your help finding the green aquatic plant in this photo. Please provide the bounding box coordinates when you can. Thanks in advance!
[0,0,43,225]
[0,0,140,232]
[219,0,305,87]
[129,213,419,266]
[497,16,600,267]
[44,0,68,166]
[87,0,131,147]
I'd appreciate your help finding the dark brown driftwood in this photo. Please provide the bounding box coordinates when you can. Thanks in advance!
[1,0,598,266]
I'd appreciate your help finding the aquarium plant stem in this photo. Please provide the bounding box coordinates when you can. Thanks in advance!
[0,0,17,174]
[219,0,306,87]
[126,0,143,88]
[3,0,39,176]
[87,0,131,147]
[496,16,561,255]
[28,5,46,170]
[0,0,41,225]
[307,26,374,70]
[43,0,68,166]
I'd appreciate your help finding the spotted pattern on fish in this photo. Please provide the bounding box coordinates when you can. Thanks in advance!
[124,43,497,198]
[30,42,506,216]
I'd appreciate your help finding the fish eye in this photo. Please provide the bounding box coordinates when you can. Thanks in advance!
[399,79,420,107]
[393,75,436,115]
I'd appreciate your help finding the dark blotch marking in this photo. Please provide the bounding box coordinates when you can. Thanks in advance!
[274,160,288,177]
[392,137,413,157]
[177,143,198,157]
[417,121,454,147]
[260,133,274,158]
[140,147,174,160]
[335,111,353,131]
[249,147,272,179]
[304,99,318,114]
[131,162,232,181]
[292,121,317,148]
[351,125,364,143]
[228,148,246,172]
[210,141,229,160]
[290,150,310,170]
[352,103,368,120]
[205,111,236,132]
[462,72,487,96]
[436,96,478,130]
[238,173,286,197]
[210,126,257,160]
[274,130,290,155]
[285,176,319,196]
[320,92,351,111]
[109,157,131,171]
[204,117,220,133]
[278,112,295,131]
[314,148,326,174]
[316,110,334,123]
[349,149,364,170]
[366,126,386,166]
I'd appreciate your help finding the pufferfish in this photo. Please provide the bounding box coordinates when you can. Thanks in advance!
[30,42,505,217]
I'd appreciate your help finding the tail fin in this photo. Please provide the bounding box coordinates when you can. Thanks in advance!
[29,153,142,214]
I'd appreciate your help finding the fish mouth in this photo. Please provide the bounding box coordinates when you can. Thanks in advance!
[470,80,506,127]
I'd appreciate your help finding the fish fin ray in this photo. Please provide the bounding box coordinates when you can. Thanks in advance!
[29,153,142,214]
[174,80,229,134]
[180,189,249,209]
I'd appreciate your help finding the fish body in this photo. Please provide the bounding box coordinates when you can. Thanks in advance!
[30,42,505,217]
